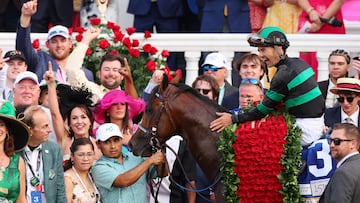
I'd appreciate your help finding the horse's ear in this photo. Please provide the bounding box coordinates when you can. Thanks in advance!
[159,73,169,92]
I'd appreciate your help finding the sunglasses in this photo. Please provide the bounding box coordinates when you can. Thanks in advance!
[327,138,353,146]
[337,96,355,103]
[196,88,212,95]
[241,78,260,85]
[202,65,223,72]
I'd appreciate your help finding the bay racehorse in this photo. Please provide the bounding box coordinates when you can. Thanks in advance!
[129,79,228,202]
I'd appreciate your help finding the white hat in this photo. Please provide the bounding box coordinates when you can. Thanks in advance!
[14,71,39,86]
[202,53,227,68]
[47,25,70,40]
[96,123,123,141]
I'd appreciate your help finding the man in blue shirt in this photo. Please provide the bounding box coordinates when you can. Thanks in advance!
[92,123,166,203]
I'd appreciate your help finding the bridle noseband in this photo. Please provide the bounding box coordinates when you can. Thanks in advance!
[137,86,178,153]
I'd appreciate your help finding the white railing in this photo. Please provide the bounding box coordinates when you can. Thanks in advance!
[1,32,360,85]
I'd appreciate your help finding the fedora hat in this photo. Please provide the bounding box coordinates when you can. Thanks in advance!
[0,101,30,152]
[330,77,360,94]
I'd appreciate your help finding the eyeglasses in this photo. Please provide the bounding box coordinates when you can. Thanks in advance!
[327,138,353,146]
[337,96,355,103]
[202,65,223,72]
[196,88,212,95]
[74,152,95,158]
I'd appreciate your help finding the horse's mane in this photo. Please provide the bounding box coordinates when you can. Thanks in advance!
[149,82,228,113]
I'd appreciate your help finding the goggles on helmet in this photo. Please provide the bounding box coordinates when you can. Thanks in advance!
[247,33,273,47]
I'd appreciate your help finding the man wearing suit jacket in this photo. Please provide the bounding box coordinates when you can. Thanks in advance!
[20,105,66,203]
[22,0,73,33]
[324,77,360,128]
[318,49,351,108]
[319,123,360,203]
[0,0,22,31]
[16,0,94,84]
[127,0,183,32]
[201,52,238,105]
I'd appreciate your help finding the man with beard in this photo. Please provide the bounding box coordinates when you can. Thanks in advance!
[16,0,94,84]
[65,27,138,103]
[210,26,325,147]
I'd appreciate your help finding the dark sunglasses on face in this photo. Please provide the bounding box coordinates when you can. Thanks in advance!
[337,96,355,103]
[202,65,223,72]
[196,88,211,95]
[327,138,353,146]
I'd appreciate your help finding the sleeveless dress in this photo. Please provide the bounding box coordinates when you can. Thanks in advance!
[64,171,101,203]
[0,154,20,203]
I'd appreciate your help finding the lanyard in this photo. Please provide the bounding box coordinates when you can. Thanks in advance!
[25,149,42,178]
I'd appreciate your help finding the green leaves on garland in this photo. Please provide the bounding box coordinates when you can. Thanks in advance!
[218,124,240,203]
[218,110,302,202]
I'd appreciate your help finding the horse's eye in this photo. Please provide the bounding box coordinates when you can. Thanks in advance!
[145,106,153,114]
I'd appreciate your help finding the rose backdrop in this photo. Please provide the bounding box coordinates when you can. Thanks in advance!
[32,18,182,94]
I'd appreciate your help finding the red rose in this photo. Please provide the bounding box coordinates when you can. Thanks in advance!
[68,27,73,35]
[175,69,183,80]
[150,46,158,55]
[89,18,101,26]
[75,34,83,42]
[161,50,170,58]
[85,48,92,56]
[113,31,124,42]
[129,48,140,57]
[144,30,152,38]
[98,39,110,50]
[32,39,40,50]
[161,66,171,76]
[126,27,136,35]
[143,44,152,53]
[123,37,131,48]
[74,27,86,34]
[109,50,119,56]
[107,21,115,29]
[146,60,156,71]
[132,39,140,47]
[112,25,121,32]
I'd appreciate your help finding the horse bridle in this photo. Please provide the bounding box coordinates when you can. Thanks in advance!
[137,85,178,153]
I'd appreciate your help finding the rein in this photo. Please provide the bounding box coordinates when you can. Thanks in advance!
[138,84,222,201]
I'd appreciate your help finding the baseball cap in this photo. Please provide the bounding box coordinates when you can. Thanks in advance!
[14,71,39,86]
[47,25,70,40]
[4,50,27,62]
[202,53,227,68]
[96,123,123,141]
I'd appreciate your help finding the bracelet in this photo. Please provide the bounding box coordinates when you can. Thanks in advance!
[307,7,314,14]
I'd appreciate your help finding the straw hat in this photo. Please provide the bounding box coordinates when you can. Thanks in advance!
[330,77,360,94]
[0,101,30,152]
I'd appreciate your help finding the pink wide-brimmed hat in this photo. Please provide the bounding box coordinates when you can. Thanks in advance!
[94,90,146,124]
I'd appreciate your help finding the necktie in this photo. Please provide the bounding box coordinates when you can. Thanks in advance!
[8,90,13,102]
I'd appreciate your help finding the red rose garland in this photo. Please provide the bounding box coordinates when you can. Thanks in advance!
[233,115,288,202]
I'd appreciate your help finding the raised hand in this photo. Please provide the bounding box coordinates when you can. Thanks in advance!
[43,61,56,86]
[82,27,102,45]
[21,0,38,17]
[119,57,133,82]
[0,48,9,71]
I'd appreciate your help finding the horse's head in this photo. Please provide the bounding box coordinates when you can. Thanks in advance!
[129,77,178,156]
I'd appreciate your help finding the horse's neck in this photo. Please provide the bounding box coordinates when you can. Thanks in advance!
[181,128,221,182]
